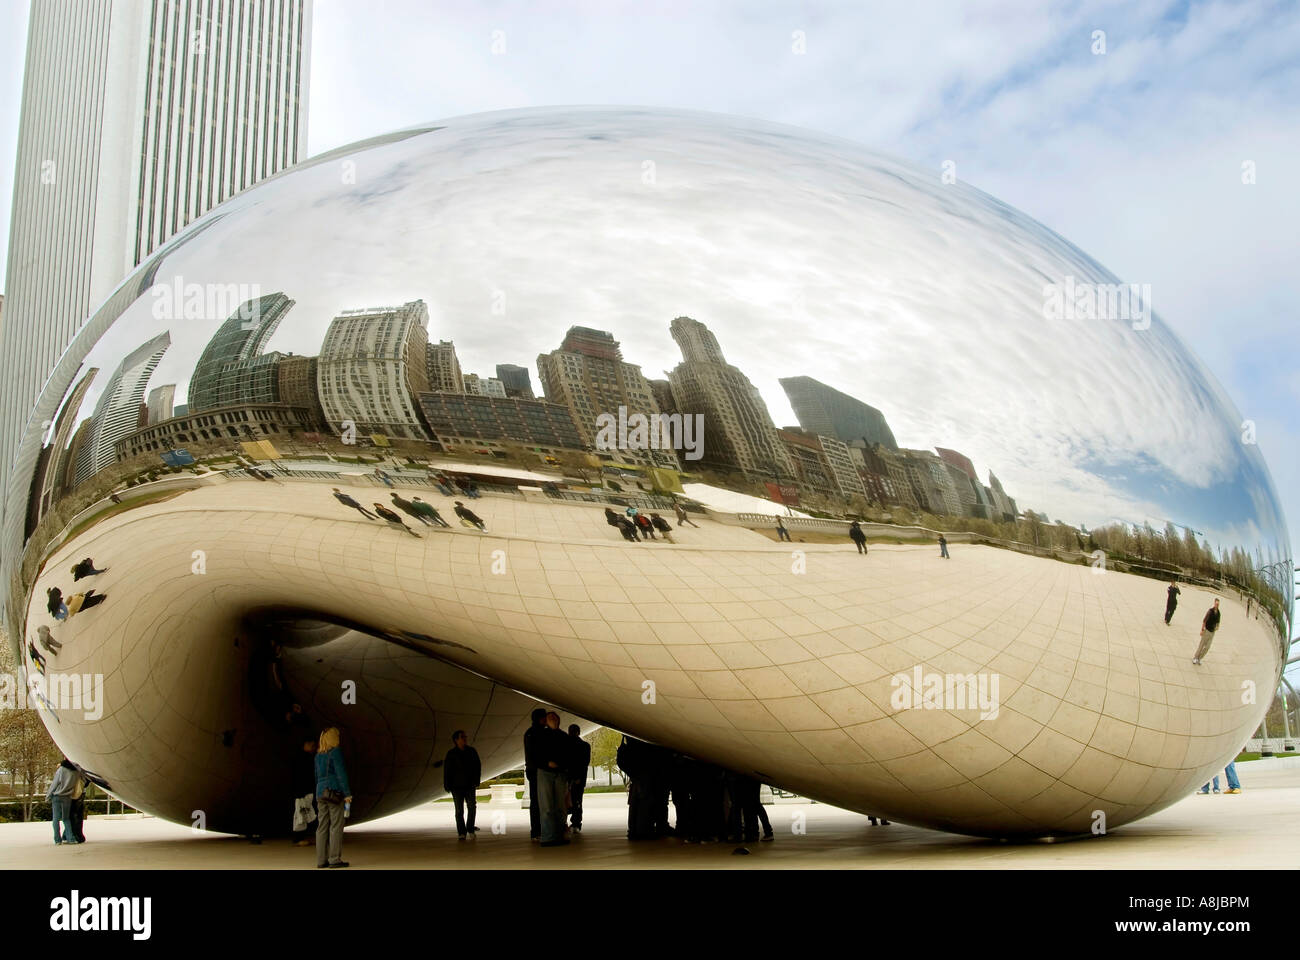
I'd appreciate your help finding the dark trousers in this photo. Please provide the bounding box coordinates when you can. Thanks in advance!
[728,783,760,841]
[452,789,477,835]
[527,771,540,838]
[568,779,585,828]
[71,797,86,842]
[853,539,867,554]
[628,779,656,839]
[756,799,772,837]
[777,528,791,541]
[349,504,377,519]
[1165,603,1176,624]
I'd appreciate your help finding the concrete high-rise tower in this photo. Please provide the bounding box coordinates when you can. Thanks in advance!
[73,331,172,484]
[0,0,313,505]
[667,316,795,479]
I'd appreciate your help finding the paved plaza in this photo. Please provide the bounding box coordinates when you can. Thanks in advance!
[5,758,1298,869]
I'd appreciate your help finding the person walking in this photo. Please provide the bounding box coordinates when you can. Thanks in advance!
[775,515,791,542]
[64,590,107,618]
[1164,581,1180,625]
[374,503,422,537]
[616,515,640,542]
[390,491,432,525]
[454,501,486,531]
[431,473,455,496]
[46,587,67,621]
[292,740,317,846]
[635,513,656,540]
[46,759,80,845]
[332,488,377,519]
[411,497,451,527]
[1192,599,1222,665]
[314,727,351,868]
[1199,761,1243,795]
[670,496,702,528]
[938,534,949,559]
[373,467,394,488]
[523,708,546,841]
[443,730,482,839]
[566,724,591,833]
[674,502,700,528]
[849,520,868,555]
[70,558,107,580]
[650,513,675,543]
[36,625,62,655]
[537,712,570,846]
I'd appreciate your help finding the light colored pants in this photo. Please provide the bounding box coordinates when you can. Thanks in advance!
[537,768,567,843]
[316,797,345,865]
[1194,628,1217,661]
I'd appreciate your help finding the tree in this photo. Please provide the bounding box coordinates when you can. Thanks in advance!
[584,726,624,785]
[0,631,64,820]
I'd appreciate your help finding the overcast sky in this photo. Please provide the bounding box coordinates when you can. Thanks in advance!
[1,0,1297,585]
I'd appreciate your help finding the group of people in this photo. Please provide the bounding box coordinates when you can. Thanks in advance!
[604,506,677,542]
[45,557,110,624]
[1162,582,1224,665]
[46,758,90,845]
[614,737,780,845]
[331,487,486,536]
[430,472,481,499]
[523,709,592,846]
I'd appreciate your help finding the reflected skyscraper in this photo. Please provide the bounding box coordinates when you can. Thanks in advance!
[780,375,898,451]
[427,340,465,394]
[73,331,171,484]
[537,326,675,469]
[318,301,431,440]
[495,363,535,399]
[188,294,294,413]
[667,317,794,479]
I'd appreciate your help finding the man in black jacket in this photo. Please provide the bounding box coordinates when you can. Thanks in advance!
[1164,581,1180,624]
[523,708,547,840]
[537,712,571,846]
[454,501,487,531]
[443,730,482,839]
[566,724,591,833]
[1192,599,1222,665]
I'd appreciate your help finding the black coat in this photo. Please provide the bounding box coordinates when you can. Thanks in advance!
[535,726,570,771]
[849,525,866,542]
[567,735,592,780]
[443,745,482,792]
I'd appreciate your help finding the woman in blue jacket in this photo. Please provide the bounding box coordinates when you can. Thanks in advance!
[314,727,352,868]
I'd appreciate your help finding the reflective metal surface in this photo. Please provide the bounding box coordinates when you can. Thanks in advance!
[4,107,1290,837]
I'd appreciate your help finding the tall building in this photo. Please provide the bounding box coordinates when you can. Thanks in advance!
[318,301,431,440]
[495,363,534,399]
[463,374,507,398]
[187,293,293,412]
[427,341,464,394]
[276,355,326,430]
[74,331,172,484]
[147,384,176,425]
[779,376,898,451]
[988,470,1018,521]
[0,0,313,503]
[899,448,963,517]
[666,317,794,479]
[536,327,675,469]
